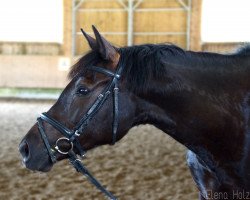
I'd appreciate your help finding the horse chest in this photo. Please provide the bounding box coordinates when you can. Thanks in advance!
[186,150,220,197]
[186,150,250,199]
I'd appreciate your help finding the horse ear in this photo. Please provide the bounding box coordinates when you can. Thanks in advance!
[92,25,118,62]
[81,28,97,50]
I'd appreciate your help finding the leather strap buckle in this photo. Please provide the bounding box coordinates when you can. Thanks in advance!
[74,130,80,137]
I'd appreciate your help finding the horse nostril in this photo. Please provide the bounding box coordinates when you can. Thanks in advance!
[19,140,30,162]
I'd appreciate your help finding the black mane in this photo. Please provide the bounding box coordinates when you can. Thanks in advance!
[69,50,102,79]
[235,44,250,55]
[69,43,250,93]
[69,44,187,92]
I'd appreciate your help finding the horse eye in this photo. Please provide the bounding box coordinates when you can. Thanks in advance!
[76,87,90,95]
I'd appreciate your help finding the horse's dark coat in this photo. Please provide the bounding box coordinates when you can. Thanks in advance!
[20,27,250,199]
[70,43,250,199]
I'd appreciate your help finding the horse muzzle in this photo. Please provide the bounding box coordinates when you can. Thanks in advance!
[19,129,54,172]
[19,138,31,163]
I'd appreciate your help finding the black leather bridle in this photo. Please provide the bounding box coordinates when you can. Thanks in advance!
[36,64,123,200]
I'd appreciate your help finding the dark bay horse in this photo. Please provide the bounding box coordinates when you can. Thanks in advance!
[19,26,250,199]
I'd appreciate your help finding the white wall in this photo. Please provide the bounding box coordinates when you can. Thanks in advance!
[202,0,250,42]
[0,0,63,43]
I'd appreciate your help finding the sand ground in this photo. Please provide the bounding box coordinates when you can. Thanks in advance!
[0,100,198,200]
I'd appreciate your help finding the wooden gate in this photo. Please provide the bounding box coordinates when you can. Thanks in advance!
[72,0,192,56]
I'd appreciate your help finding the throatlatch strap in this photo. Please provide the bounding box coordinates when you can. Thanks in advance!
[37,118,57,163]
[112,81,119,144]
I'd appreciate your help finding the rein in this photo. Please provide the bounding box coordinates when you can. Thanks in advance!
[36,64,123,200]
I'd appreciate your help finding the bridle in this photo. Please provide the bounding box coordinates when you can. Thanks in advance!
[36,63,123,200]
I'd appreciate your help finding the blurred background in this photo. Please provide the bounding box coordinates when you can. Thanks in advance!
[0,0,250,199]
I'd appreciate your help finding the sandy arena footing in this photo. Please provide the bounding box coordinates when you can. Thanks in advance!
[0,100,197,200]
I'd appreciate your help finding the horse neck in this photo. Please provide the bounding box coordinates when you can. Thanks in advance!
[184,51,250,93]
[133,50,250,161]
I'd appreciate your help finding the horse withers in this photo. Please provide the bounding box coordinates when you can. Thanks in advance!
[19,26,250,199]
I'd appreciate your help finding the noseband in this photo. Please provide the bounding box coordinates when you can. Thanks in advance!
[37,64,123,200]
